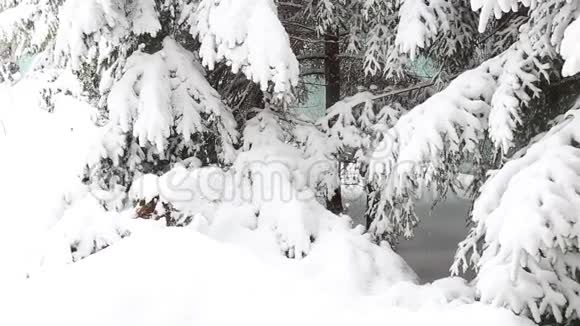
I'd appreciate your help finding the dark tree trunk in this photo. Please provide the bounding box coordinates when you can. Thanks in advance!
[324,27,344,215]
[325,28,340,110]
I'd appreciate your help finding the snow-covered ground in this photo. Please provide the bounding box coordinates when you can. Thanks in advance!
[1,226,530,326]
[0,80,98,279]
[0,83,531,326]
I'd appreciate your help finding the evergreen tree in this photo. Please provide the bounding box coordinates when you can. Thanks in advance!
[355,0,580,323]
[3,2,580,324]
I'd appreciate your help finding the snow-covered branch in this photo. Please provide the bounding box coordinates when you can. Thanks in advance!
[87,37,238,209]
[194,0,299,97]
[453,104,580,323]
[367,62,495,240]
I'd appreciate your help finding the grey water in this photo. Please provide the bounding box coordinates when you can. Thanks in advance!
[344,189,473,283]
[397,194,473,282]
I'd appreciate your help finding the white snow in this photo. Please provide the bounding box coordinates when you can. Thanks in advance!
[561,17,580,77]
[366,39,549,241]
[0,227,533,326]
[395,0,441,60]
[471,0,522,33]
[453,108,580,323]
[0,79,532,326]
[367,64,494,239]
[0,79,99,279]
[55,0,164,70]
[194,0,299,96]
[103,37,237,160]
[3,1,569,324]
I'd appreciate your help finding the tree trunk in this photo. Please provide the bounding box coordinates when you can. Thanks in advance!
[325,28,340,110]
[324,27,344,215]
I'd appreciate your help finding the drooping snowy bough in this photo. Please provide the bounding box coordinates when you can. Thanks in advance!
[193,0,299,98]
[367,0,577,219]
[447,0,580,323]
[366,37,549,242]
[46,0,301,212]
[86,38,238,210]
[0,0,306,263]
[0,0,59,57]
[362,0,580,319]
[453,103,580,323]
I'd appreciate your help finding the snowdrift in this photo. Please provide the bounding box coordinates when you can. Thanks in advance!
[1,227,533,326]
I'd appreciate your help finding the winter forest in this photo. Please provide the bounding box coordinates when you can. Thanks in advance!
[0,0,579,325]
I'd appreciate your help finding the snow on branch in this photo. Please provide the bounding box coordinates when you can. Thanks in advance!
[367,63,496,240]
[488,37,548,153]
[471,0,528,33]
[55,0,161,70]
[453,106,580,323]
[395,0,451,60]
[194,0,299,96]
[317,92,374,151]
[0,0,58,57]
[106,37,237,160]
[366,37,550,241]
[474,0,580,78]
[88,37,238,202]
[0,3,34,43]
[562,17,580,77]
[316,91,406,160]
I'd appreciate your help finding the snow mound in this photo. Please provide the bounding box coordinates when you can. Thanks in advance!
[0,82,99,279]
[1,227,534,326]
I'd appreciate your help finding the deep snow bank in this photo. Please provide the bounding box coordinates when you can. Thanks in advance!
[0,80,98,279]
[1,227,533,326]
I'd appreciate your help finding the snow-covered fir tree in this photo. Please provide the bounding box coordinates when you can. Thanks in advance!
[2,1,580,325]
[354,0,580,324]
[49,0,300,213]
[0,0,304,259]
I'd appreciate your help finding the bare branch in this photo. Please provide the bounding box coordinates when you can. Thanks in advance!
[297,53,326,61]
[300,68,325,77]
